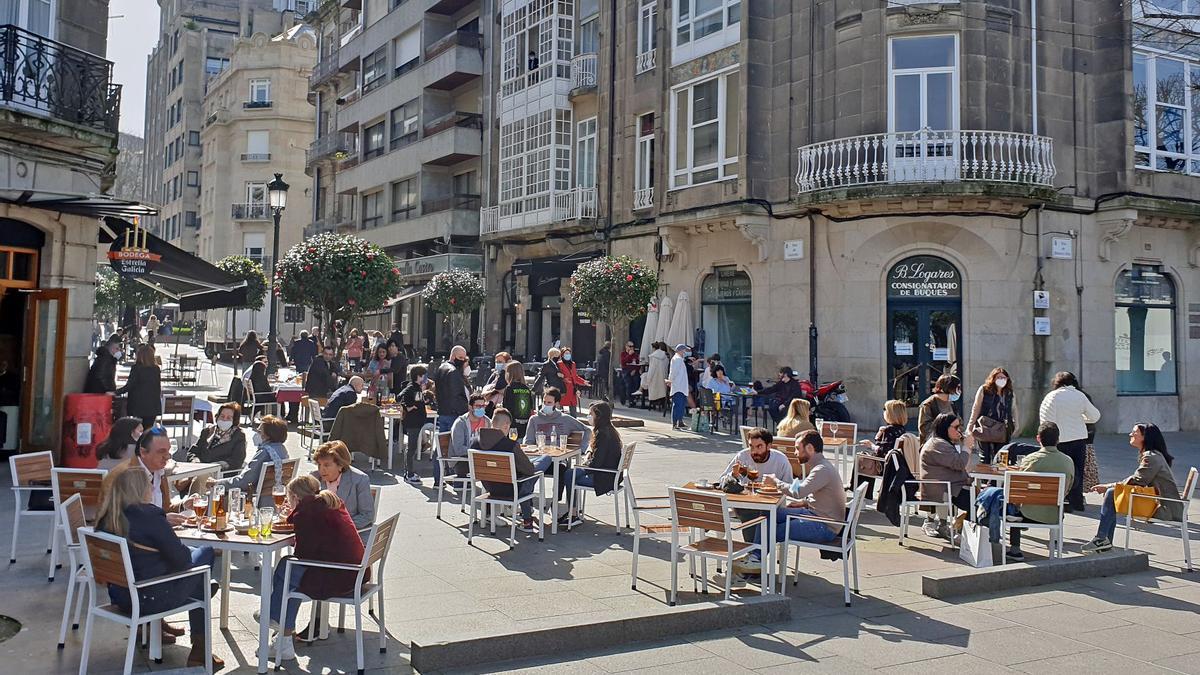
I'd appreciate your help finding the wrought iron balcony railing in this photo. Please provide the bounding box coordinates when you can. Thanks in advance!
[0,24,122,133]
[231,202,270,220]
[571,53,597,90]
[306,131,356,165]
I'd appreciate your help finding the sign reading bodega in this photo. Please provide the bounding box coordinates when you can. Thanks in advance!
[887,255,961,299]
[107,219,162,278]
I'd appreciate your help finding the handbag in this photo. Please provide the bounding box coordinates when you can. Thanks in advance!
[974,416,1008,444]
[1082,444,1101,492]
[959,519,993,568]
[1113,483,1158,520]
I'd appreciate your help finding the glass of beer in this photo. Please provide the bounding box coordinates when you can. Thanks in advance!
[747,468,760,483]
[192,494,208,534]
[273,482,286,510]
[995,448,1009,468]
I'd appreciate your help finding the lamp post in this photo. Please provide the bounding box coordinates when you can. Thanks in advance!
[266,172,289,374]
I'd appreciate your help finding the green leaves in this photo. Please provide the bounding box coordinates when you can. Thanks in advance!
[424,270,485,316]
[95,267,165,317]
[274,233,403,325]
[569,255,658,325]
[214,256,268,312]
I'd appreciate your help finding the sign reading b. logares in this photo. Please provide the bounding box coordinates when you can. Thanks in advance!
[107,218,162,278]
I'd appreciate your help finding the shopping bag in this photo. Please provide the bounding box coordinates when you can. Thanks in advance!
[959,519,993,568]
[1082,444,1101,492]
[1113,483,1158,520]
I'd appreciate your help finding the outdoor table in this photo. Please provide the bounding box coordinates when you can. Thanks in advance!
[523,444,582,534]
[177,528,296,674]
[968,464,1016,522]
[681,481,784,596]
[380,405,405,473]
[170,461,222,483]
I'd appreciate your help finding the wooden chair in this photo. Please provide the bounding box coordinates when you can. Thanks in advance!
[565,430,584,450]
[628,481,679,591]
[570,442,636,533]
[178,356,200,385]
[417,422,436,460]
[668,487,764,605]
[781,483,870,606]
[467,449,546,547]
[49,468,107,582]
[77,528,213,675]
[1120,466,1198,572]
[896,452,958,549]
[739,425,754,448]
[280,514,400,674]
[56,494,90,650]
[8,450,55,565]
[1001,471,1066,561]
[435,432,470,519]
[253,457,299,506]
[160,395,196,449]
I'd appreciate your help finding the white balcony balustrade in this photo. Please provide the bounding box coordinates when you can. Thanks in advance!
[553,187,597,221]
[633,187,654,210]
[481,205,499,234]
[571,53,597,90]
[795,128,1056,193]
[636,49,655,74]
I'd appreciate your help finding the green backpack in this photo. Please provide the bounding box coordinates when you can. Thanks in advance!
[505,384,534,423]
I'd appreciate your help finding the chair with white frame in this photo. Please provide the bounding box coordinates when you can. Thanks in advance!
[56,494,90,650]
[1120,466,1198,572]
[435,432,471,519]
[8,450,56,565]
[781,483,870,606]
[818,421,859,487]
[302,398,335,455]
[629,482,696,591]
[1000,471,1067,561]
[569,442,636,533]
[160,395,196,449]
[253,458,300,507]
[467,449,546,548]
[668,487,765,605]
[77,528,213,675]
[896,452,958,549]
[311,485,387,641]
[243,380,279,422]
[49,467,108,582]
[278,513,400,675]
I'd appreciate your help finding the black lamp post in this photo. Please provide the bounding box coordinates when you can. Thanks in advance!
[266,172,289,374]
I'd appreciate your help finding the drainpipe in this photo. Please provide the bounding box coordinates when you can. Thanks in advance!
[807,212,818,383]
[1031,205,1047,434]
[1031,0,1038,136]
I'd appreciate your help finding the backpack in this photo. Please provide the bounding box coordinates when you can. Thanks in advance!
[505,384,534,423]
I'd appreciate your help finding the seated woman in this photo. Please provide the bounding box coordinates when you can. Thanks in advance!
[706,365,735,395]
[186,403,247,471]
[267,475,365,661]
[215,415,289,506]
[918,412,976,541]
[365,345,392,398]
[96,466,221,669]
[542,401,623,528]
[247,357,287,419]
[856,399,909,491]
[1083,422,1183,554]
[311,440,374,531]
[96,416,143,471]
[775,398,815,438]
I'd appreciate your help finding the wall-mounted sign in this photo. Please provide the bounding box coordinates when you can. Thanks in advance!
[1034,317,1052,335]
[894,342,913,356]
[783,239,804,261]
[1050,236,1074,260]
[1033,290,1050,309]
[701,268,752,303]
[394,253,483,280]
[932,347,950,361]
[107,219,161,278]
[887,255,961,299]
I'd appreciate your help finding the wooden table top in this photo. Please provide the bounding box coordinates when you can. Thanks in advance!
[177,528,295,549]
[523,445,581,459]
[681,481,785,506]
[971,464,1018,477]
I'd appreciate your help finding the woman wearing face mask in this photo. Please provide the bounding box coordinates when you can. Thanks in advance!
[366,345,392,399]
[186,403,248,471]
[215,414,290,505]
[483,352,512,414]
[556,347,590,417]
[396,365,429,485]
[918,374,961,444]
[968,368,1018,464]
[96,416,144,471]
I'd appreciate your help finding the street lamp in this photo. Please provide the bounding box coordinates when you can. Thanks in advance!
[266,172,289,374]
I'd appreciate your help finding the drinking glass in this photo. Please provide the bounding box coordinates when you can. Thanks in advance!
[273,482,286,510]
[536,432,546,449]
[192,494,208,535]
[228,488,242,524]
[258,507,275,537]
[247,508,260,538]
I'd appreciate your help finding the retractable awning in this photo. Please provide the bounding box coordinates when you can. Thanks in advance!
[100,218,249,311]
[0,188,158,219]
[385,285,427,307]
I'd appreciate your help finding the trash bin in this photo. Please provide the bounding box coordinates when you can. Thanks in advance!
[62,393,113,469]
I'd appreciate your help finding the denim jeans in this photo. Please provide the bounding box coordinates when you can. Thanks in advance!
[671,392,688,424]
[269,560,307,632]
[403,428,422,475]
[752,507,837,559]
[557,467,595,503]
[1096,486,1118,542]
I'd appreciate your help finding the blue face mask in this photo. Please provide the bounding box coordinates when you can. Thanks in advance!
[472,407,486,418]
[563,354,572,362]
[494,361,504,370]
[949,392,961,403]
[541,404,555,415]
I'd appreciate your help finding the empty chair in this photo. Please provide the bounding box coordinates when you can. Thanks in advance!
[8,450,55,565]
[435,432,470,520]
[668,487,764,605]
[56,494,89,650]
[302,398,335,455]
[781,483,870,606]
[160,395,196,449]
[49,468,108,582]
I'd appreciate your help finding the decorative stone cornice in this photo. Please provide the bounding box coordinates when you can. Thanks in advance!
[1098,217,1135,262]
[812,195,1030,218]
[737,221,771,262]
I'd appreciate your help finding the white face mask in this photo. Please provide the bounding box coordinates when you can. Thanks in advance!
[995,378,1008,389]
[216,419,233,431]
[252,432,263,446]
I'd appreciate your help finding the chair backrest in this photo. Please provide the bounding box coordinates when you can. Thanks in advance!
[59,493,87,547]
[1003,471,1065,511]
[618,442,637,473]
[163,395,194,416]
[1181,466,1199,500]
[739,426,753,448]
[255,457,299,499]
[820,421,858,445]
[10,450,53,486]
[469,449,517,486]
[364,513,399,569]
[307,397,323,424]
[79,528,133,591]
[696,387,714,408]
[841,482,871,547]
[51,468,108,512]
[436,431,452,460]
[669,487,731,534]
[566,431,584,449]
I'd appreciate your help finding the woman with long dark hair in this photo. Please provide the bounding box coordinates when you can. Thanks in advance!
[1083,422,1183,554]
[116,344,162,428]
[553,401,623,528]
[96,417,143,471]
[968,367,1017,463]
[238,330,263,365]
[917,412,975,540]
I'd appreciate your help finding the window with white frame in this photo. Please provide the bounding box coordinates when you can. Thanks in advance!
[673,0,739,62]
[636,113,655,191]
[576,117,597,188]
[245,130,269,160]
[246,182,267,205]
[578,15,598,55]
[248,78,271,103]
[638,1,657,69]
[888,34,957,133]
[186,170,199,187]
[500,0,576,97]
[670,68,740,188]
[497,108,573,214]
[243,233,265,267]
[1134,49,1200,174]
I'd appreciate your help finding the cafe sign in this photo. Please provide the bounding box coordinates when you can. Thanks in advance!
[887,255,961,299]
[107,219,161,278]
[394,253,483,280]
[701,268,752,304]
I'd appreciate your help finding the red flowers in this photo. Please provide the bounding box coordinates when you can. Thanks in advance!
[348,298,356,306]
[626,274,633,281]
[361,271,367,278]
[304,265,312,272]
[449,297,456,305]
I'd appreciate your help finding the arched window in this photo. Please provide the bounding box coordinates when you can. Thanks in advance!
[1115,265,1176,395]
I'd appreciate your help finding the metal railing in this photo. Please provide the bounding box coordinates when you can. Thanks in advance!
[425,30,482,60]
[636,49,655,74]
[231,203,270,220]
[423,110,483,136]
[242,100,272,109]
[0,24,122,133]
[309,50,339,87]
[480,205,499,234]
[306,131,356,165]
[633,187,654,210]
[795,128,1056,193]
[571,53,597,90]
[422,193,481,213]
[553,186,598,221]
[240,153,271,162]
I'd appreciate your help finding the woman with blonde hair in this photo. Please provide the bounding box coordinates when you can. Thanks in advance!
[857,399,911,492]
[776,398,815,437]
[266,474,364,660]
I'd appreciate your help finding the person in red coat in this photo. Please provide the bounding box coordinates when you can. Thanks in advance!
[557,347,590,416]
[267,475,365,661]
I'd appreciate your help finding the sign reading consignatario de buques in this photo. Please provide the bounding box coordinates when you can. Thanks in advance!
[887,255,961,299]
[107,219,161,278]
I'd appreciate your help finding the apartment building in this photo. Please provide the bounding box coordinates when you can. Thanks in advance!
[478,0,1200,432]
[306,0,485,353]
[0,0,127,453]
[142,0,305,253]
[199,24,316,342]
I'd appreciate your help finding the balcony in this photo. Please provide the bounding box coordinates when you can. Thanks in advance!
[423,110,482,136]
[481,187,598,235]
[633,187,654,210]
[306,131,356,166]
[636,50,655,74]
[427,0,474,14]
[421,193,481,213]
[796,128,1056,194]
[481,205,499,234]
[421,112,483,165]
[309,51,340,88]
[242,100,272,110]
[553,186,598,221]
[424,31,483,90]
[425,30,482,60]
[570,53,597,92]
[341,0,361,9]
[231,203,270,220]
[240,153,271,162]
[0,24,122,134]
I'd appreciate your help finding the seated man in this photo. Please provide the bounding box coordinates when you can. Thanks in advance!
[722,427,794,483]
[472,409,541,534]
[733,430,845,578]
[976,422,1074,563]
[322,376,364,431]
[448,394,492,478]
[523,387,591,449]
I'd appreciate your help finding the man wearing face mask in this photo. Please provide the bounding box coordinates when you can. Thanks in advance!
[84,335,123,394]
[524,388,591,449]
[448,394,491,478]
[434,345,471,434]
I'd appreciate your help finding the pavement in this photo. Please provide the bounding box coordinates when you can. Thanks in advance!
[1,344,1198,674]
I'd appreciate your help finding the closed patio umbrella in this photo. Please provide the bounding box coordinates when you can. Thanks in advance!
[654,294,674,344]
[639,301,659,361]
[665,291,694,348]
[947,322,958,375]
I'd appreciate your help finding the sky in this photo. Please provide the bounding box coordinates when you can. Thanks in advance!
[107,0,160,136]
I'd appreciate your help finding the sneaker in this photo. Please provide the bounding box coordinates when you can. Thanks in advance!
[251,610,280,632]
[731,559,762,577]
[1081,537,1113,554]
[557,513,584,528]
[295,615,327,642]
[922,518,942,538]
[936,520,954,541]
[517,519,539,533]
[272,634,296,661]
[405,472,422,485]
[1005,548,1026,562]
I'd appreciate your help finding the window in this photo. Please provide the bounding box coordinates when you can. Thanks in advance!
[246,181,267,205]
[245,130,270,161]
[394,27,420,77]
[248,78,271,105]
[363,121,386,159]
[576,117,597,188]
[453,170,478,196]
[1116,265,1177,395]
[637,0,657,72]
[390,178,417,220]
[889,35,957,133]
[185,211,198,228]
[636,113,655,191]
[205,57,229,78]
[1134,50,1200,174]
[498,108,573,215]
[674,0,740,51]
[362,191,383,228]
[186,171,199,187]
[363,47,388,93]
[243,233,265,266]
[390,99,419,149]
[577,16,598,55]
[188,130,200,145]
[670,69,739,188]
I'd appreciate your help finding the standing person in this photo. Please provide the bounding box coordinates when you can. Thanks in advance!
[757,366,804,426]
[594,340,611,401]
[643,342,669,409]
[96,417,143,471]
[304,345,341,399]
[483,352,512,413]
[1038,371,1101,512]
[776,398,815,438]
[532,347,566,396]
[185,403,247,472]
[396,365,429,485]
[502,360,534,437]
[117,344,162,428]
[344,329,364,372]
[145,313,160,345]
[1083,422,1183,554]
[668,344,691,430]
[238,330,263,367]
[366,345,392,399]
[557,347,590,416]
[968,367,1018,464]
[84,335,123,394]
[918,412,976,540]
[386,341,408,393]
[386,323,405,352]
[291,330,318,375]
[918,374,961,444]
[434,345,471,433]
[618,341,640,405]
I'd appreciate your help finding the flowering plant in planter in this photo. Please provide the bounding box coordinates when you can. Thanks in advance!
[424,270,485,344]
[569,255,658,333]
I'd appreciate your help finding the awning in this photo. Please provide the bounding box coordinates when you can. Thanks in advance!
[101,218,249,311]
[512,249,603,279]
[386,285,427,307]
[0,188,158,220]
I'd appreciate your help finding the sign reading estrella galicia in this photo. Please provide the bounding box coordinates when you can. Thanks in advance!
[107,223,162,278]
[887,256,961,299]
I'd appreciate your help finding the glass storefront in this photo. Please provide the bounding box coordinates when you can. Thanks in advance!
[1115,264,1176,395]
[700,267,751,384]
